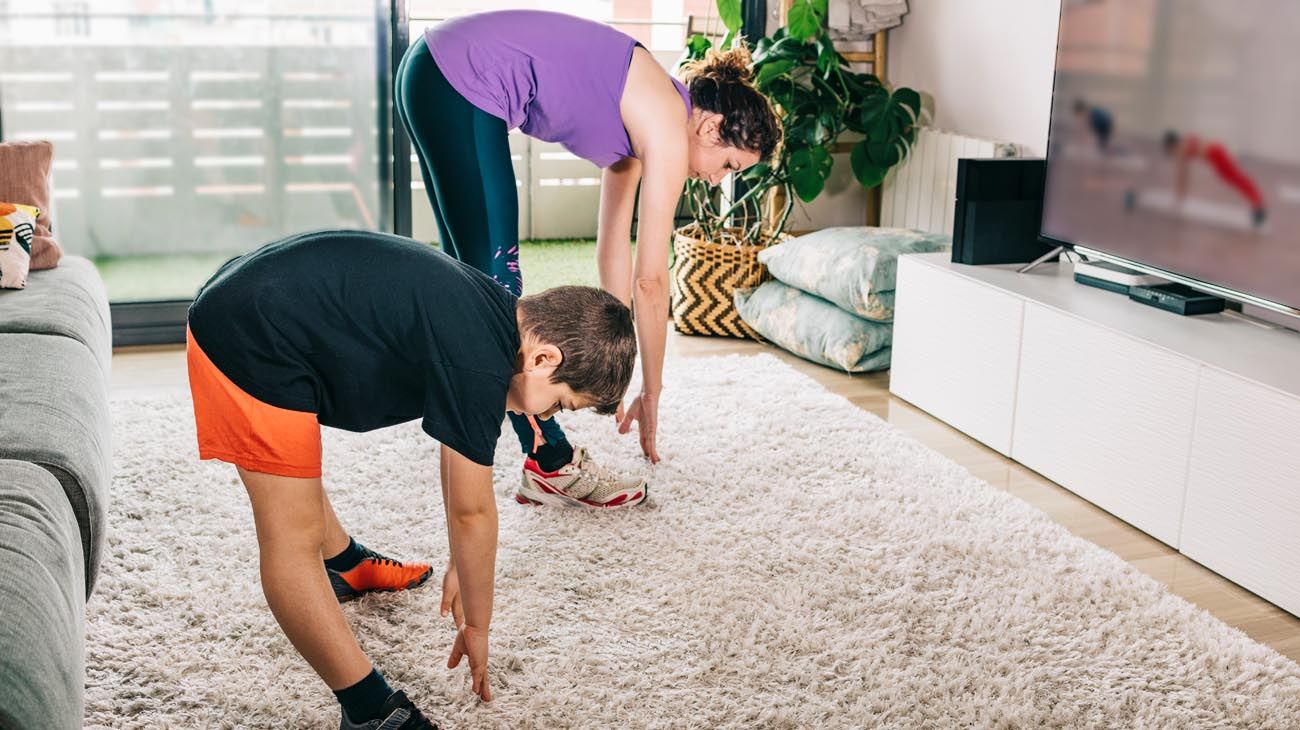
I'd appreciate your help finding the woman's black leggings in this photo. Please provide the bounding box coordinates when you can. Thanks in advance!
[395,39,568,458]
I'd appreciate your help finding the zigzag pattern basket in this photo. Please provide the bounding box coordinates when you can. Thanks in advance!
[670,229,773,339]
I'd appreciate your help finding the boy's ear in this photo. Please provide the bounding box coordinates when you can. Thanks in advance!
[525,342,563,371]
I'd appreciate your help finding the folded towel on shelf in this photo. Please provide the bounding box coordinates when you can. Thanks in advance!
[828,0,909,41]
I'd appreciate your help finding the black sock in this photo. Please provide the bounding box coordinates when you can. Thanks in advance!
[335,668,394,724]
[532,440,575,472]
[324,536,367,573]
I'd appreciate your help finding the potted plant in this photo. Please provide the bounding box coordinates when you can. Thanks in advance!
[670,0,922,338]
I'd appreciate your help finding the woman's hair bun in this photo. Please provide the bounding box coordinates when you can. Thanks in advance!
[680,45,754,85]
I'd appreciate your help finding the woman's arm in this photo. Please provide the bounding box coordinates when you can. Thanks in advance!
[617,53,691,462]
[597,156,642,306]
[629,139,686,402]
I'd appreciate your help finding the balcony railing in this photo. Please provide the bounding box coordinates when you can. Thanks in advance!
[0,10,693,263]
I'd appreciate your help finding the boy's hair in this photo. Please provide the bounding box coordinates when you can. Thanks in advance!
[517,286,637,415]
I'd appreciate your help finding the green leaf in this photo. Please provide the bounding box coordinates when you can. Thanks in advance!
[716,0,742,33]
[850,141,888,188]
[740,162,772,183]
[865,141,901,167]
[681,33,712,59]
[841,72,882,102]
[756,59,795,86]
[766,36,809,62]
[787,0,826,41]
[720,29,736,50]
[762,76,796,108]
[788,146,833,202]
[893,87,922,119]
[753,36,774,62]
[815,35,840,76]
[786,116,828,146]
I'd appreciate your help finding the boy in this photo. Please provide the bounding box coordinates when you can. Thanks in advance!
[186,229,637,728]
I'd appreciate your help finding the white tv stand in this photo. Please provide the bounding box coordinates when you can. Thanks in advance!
[890,252,1300,618]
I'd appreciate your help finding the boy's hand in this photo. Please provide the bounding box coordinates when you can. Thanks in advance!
[440,562,463,627]
[448,624,492,702]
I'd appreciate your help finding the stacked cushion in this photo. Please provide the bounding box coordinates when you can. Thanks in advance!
[735,281,893,372]
[737,227,951,372]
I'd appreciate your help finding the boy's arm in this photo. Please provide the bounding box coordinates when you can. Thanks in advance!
[438,447,463,626]
[441,445,497,702]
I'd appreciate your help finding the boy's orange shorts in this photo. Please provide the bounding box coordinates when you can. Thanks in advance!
[186,327,322,478]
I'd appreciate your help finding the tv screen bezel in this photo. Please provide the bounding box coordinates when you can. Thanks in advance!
[1036,1,1300,320]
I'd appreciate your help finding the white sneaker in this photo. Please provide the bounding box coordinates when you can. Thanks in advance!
[516,447,649,509]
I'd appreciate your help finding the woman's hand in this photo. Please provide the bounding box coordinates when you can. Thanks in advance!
[618,391,661,463]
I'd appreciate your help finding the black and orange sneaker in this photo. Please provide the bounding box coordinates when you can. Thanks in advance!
[328,552,433,603]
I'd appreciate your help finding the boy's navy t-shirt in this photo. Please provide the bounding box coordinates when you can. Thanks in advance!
[188,230,519,466]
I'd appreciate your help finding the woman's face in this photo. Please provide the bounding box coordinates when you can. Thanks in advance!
[687,111,762,186]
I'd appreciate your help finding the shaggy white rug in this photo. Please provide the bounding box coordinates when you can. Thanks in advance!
[88,354,1300,729]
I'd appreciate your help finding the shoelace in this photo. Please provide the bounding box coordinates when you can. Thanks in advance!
[574,452,623,489]
[367,557,405,569]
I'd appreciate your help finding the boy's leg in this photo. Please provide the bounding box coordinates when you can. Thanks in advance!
[237,467,369,689]
[240,468,436,726]
[320,487,351,559]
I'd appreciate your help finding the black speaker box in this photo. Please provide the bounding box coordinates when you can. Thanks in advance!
[951,157,1053,265]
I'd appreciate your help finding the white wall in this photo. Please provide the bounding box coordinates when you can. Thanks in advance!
[888,0,1062,156]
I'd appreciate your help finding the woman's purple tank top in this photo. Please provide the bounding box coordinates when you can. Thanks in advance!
[423,10,692,168]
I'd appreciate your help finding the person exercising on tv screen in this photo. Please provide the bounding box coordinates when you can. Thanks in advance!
[1160,130,1268,228]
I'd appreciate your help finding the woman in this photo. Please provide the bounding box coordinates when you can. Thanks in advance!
[396,9,780,507]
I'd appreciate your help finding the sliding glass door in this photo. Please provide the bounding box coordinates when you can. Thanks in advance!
[0,2,393,342]
[0,0,709,342]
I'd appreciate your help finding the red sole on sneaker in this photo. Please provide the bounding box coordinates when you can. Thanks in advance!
[335,567,434,603]
[519,477,649,509]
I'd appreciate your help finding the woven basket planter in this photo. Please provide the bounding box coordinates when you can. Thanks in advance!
[670,227,784,339]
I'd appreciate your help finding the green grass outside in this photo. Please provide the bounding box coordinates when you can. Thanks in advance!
[94,239,606,302]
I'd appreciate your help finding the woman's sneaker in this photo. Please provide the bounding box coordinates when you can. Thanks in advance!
[339,690,438,730]
[517,447,648,509]
[328,552,433,603]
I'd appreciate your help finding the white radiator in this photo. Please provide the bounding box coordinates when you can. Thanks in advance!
[880,128,1019,235]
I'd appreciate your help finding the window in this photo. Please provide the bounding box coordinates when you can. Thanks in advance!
[0,1,389,304]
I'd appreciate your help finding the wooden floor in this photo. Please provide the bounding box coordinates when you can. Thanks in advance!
[111,333,1300,663]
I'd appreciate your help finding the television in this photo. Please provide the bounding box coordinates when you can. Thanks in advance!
[1040,0,1300,319]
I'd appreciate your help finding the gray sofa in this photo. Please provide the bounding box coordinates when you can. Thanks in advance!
[0,256,112,730]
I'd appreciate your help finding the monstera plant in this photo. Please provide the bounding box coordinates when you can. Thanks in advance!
[678,0,923,246]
